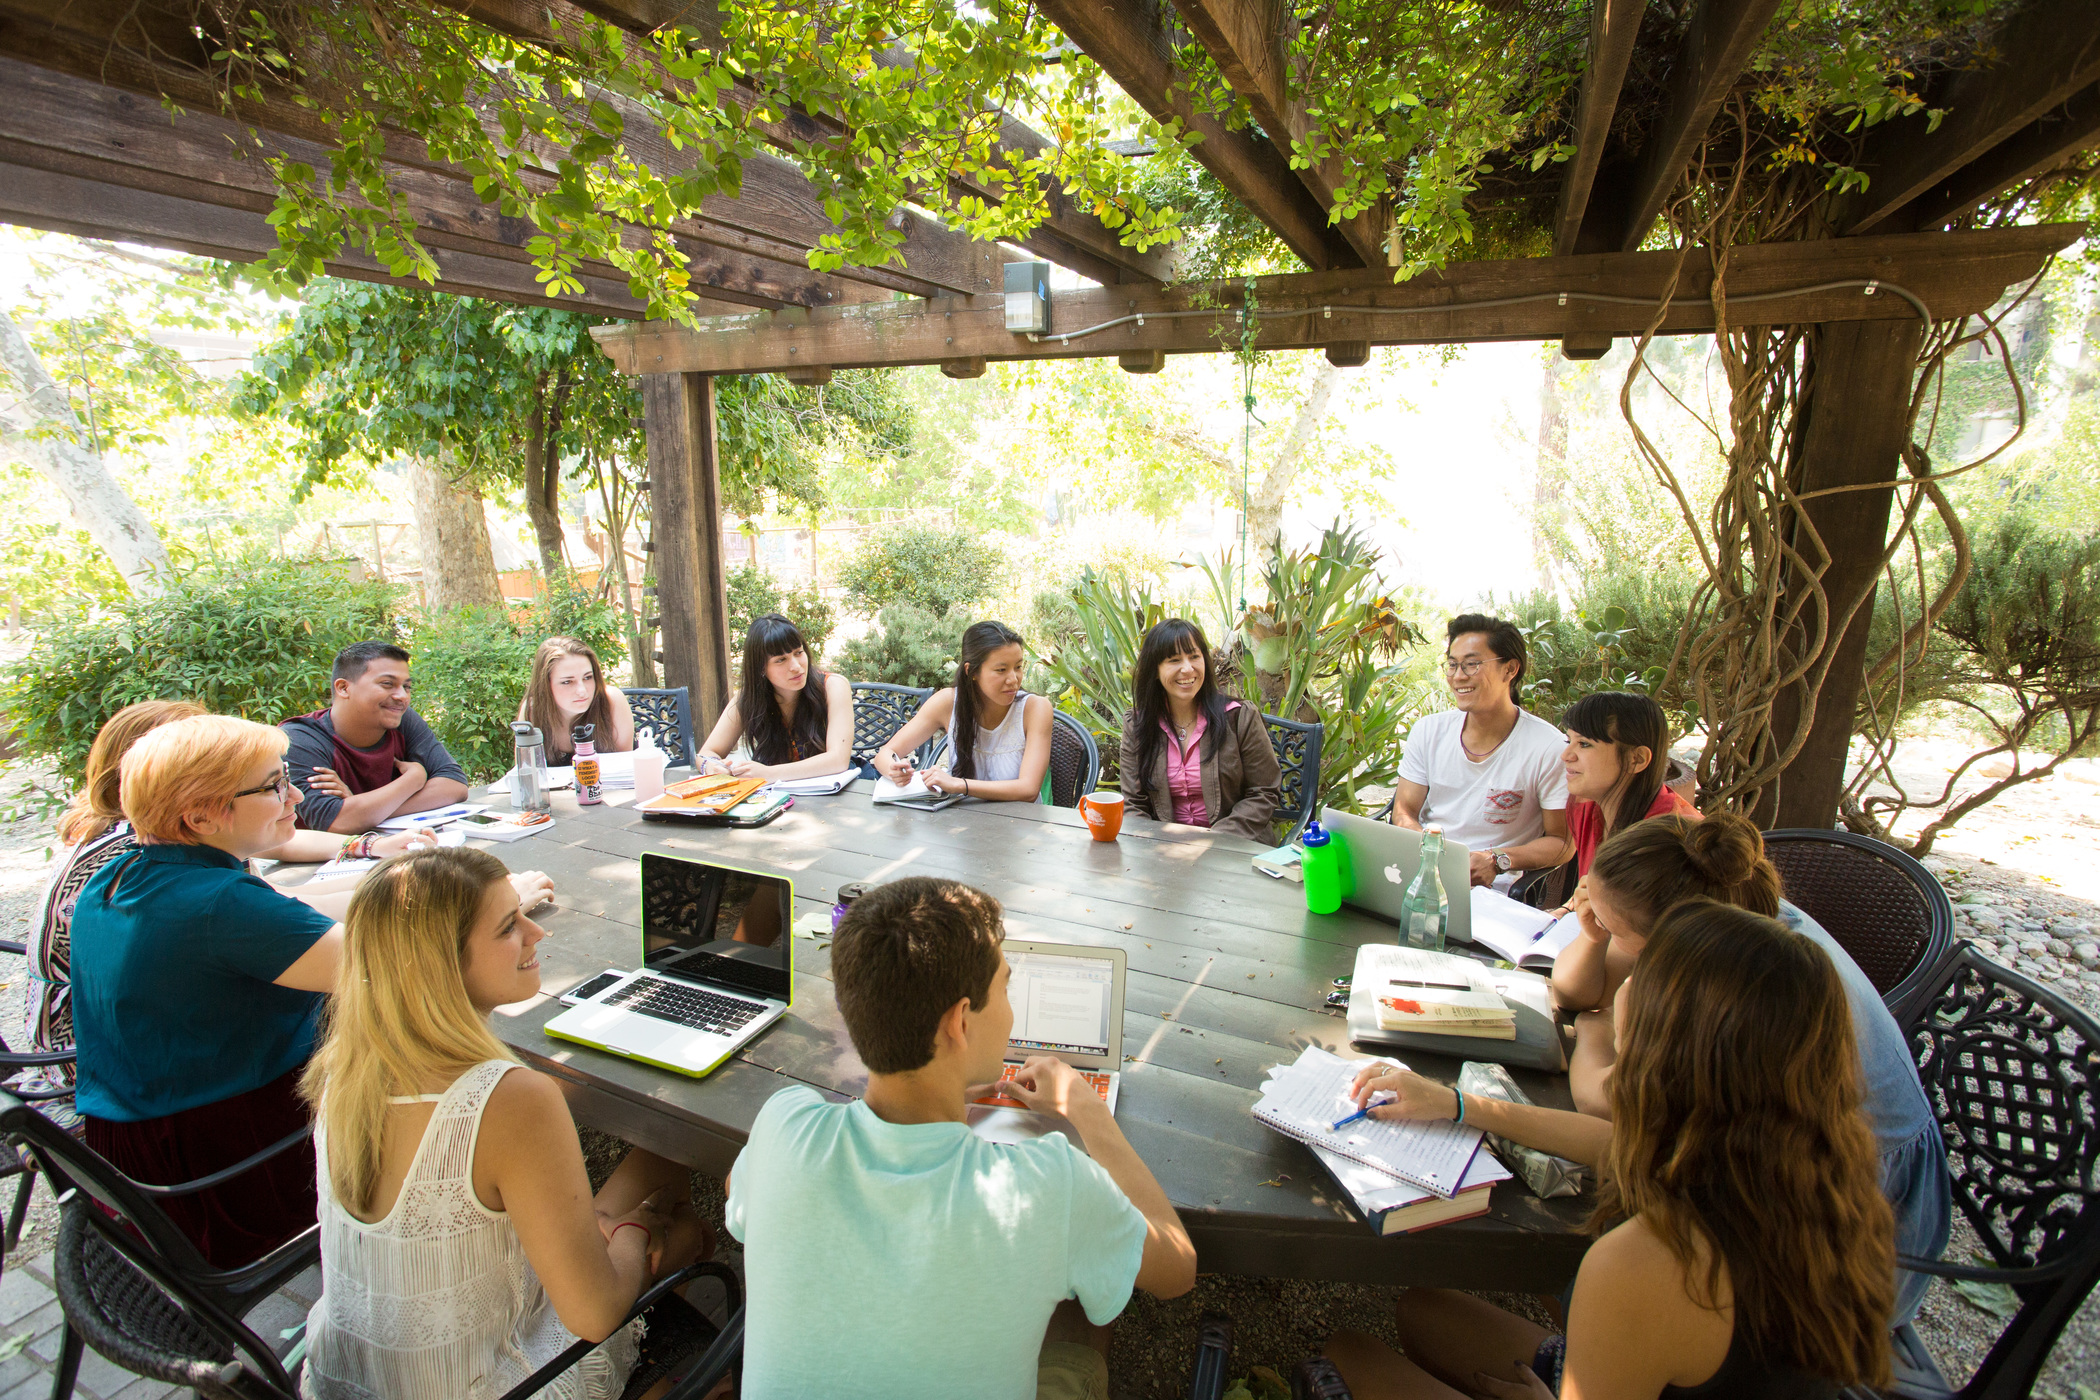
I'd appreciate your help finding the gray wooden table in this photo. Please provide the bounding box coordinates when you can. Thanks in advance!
[435,782,1591,1291]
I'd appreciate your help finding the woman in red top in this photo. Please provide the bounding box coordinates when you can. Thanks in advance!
[1560,691,1697,878]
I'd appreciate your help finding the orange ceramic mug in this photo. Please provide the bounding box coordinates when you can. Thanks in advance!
[1077,789,1125,842]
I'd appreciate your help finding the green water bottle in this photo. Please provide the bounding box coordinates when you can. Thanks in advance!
[1400,825,1449,950]
[1301,820,1344,915]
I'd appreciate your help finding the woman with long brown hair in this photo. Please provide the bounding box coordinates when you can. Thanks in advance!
[1327,901,1895,1398]
[518,636,635,765]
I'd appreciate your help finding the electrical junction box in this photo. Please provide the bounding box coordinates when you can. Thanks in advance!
[1004,260,1050,334]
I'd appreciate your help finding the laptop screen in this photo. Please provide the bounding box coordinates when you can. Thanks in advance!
[640,853,793,1001]
[1007,949,1115,1058]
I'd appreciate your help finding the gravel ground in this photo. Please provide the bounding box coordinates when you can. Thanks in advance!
[2,752,2097,1398]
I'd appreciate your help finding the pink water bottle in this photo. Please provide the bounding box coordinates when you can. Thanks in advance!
[573,724,603,806]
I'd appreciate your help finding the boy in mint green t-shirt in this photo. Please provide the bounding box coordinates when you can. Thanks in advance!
[726,877,1197,1400]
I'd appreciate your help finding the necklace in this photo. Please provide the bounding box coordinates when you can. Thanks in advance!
[1460,717,1506,762]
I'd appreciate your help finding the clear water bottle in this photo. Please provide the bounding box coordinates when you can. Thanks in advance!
[1400,825,1449,951]
[510,722,551,814]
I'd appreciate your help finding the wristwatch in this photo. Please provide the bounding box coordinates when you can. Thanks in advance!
[1493,850,1513,875]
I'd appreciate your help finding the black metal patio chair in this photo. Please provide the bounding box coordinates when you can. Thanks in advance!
[1867,945,2100,1400]
[850,682,939,778]
[1045,711,1101,808]
[624,686,697,768]
[1765,828,1956,1020]
[3,1092,734,1400]
[0,936,78,1268]
[1261,714,1324,842]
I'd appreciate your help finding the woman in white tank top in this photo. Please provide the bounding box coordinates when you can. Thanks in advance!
[868,621,1055,801]
[299,849,715,1400]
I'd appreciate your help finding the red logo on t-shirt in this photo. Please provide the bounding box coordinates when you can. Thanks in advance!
[1484,789,1524,824]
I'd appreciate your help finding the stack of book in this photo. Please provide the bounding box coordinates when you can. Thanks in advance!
[1372,949,1517,1041]
[1252,1046,1510,1236]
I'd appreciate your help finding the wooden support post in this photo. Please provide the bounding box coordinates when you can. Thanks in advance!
[641,372,734,732]
[941,357,987,378]
[1323,341,1371,368]
[1118,349,1168,374]
[1560,333,1613,360]
[1762,317,1926,830]
[781,366,833,385]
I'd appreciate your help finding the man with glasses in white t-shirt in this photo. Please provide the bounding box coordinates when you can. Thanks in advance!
[1389,614,1573,888]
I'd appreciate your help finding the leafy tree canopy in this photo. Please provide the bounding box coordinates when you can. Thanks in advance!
[188,0,2098,308]
[232,278,910,518]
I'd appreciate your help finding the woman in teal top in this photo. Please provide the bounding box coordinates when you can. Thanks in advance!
[69,715,345,1266]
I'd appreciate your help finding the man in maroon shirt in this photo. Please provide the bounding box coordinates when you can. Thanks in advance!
[281,642,470,832]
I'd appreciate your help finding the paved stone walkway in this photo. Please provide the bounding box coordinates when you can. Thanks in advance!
[0,1254,318,1400]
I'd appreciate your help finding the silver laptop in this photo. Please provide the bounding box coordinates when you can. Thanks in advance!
[1319,808,1476,943]
[544,854,792,1077]
[968,940,1126,1148]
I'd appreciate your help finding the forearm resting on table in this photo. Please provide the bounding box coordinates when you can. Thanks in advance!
[391,777,469,813]
[1463,1092,1611,1170]
[323,775,422,831]
[1499,831,1573,872]
[1070,1107,1197,1297]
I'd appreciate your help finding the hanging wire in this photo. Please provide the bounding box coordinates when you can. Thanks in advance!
[1236,276,1260,616]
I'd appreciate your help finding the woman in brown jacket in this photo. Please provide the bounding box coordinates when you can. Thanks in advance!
[1119,619,1283,842]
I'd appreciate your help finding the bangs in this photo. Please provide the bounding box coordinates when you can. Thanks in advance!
[750,614,807,658]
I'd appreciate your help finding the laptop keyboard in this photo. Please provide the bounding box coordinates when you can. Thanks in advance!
[606,978,765,1037]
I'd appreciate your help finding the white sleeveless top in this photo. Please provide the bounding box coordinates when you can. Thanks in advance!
[302,1060,642,1400]
[948,691,1034,783]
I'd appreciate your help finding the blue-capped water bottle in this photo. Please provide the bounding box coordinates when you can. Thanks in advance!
[1301,820,1344,915]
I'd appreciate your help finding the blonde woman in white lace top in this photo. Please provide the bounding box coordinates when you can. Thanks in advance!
[298,848,714,1400]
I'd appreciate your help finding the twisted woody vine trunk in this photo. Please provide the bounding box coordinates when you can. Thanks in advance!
[1618,126,2022,820]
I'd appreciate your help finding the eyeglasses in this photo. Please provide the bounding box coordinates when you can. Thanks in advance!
[234,765,297,802]
[1443,657,1504,677]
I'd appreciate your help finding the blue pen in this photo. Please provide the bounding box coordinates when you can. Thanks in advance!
[1330,1091,1394,1131]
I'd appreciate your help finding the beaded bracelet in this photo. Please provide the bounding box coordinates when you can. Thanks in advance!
[341,831,384,860]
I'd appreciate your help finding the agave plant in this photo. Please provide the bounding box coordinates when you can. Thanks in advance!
[1028,568,1172,782]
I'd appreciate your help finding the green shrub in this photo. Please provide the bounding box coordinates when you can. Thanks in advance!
[406,606,538,782]
[834,604,969,688]
[2,556,401,783]
[521,570,628,672]
[837,522,1004,619]
[725,562,837,656]
[1497,571,1698,731]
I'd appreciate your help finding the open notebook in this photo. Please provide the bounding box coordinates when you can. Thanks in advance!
[1252,1045,1482,1198]
[1466,887,1584,971]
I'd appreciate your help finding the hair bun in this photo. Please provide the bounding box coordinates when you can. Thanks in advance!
[1683,813,1762,887]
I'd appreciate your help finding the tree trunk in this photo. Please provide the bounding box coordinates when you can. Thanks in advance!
[406,457,503,612]
[520,375,568,579]
[1246,362,1342,553]
[0,307,172,594]
[1533,355,1569,593]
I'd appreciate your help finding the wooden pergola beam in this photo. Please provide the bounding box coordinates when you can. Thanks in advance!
[1840,0,2100,235]
[1170,0,1385,266]
[590,224,2079,376]
[0,159,773,318]
[1553,0,1649,257]
[1616,0,1785,251]
[0,58,886,314]
[1897,83,2100,231]
[1037,0,1362,271]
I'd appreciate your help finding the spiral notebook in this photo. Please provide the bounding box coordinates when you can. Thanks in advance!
[1252,1045,1483,1199]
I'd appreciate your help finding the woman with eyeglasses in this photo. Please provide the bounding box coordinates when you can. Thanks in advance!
[65,716,554,1268]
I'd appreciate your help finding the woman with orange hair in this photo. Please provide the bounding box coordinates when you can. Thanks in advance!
[66,715,552,1267]
[26,703,435,1121]
[1326,901,1895,1398]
